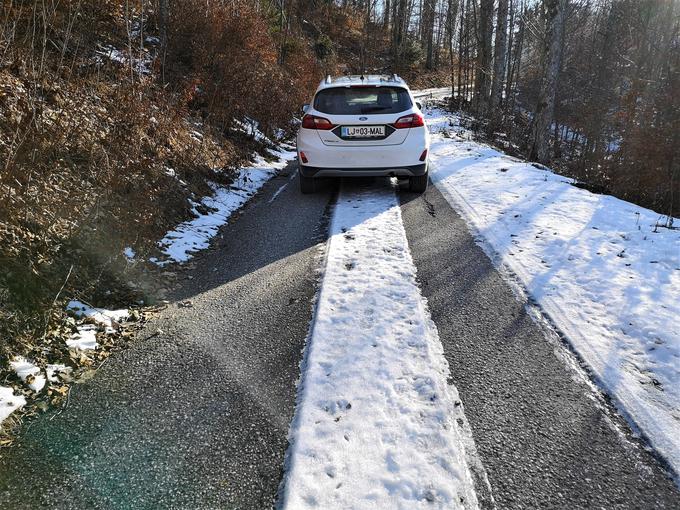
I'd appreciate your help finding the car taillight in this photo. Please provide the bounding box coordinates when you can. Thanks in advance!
[419,149,428,162]
[302,114,335,130]
[393,113,425,129]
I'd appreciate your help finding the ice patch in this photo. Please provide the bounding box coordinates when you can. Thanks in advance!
[46,364,72,383]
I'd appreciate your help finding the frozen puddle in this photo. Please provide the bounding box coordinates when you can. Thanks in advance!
[281,185,479,509]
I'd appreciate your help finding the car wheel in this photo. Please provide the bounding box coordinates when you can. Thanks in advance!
[409,172,429,193]
[300,174,316,194]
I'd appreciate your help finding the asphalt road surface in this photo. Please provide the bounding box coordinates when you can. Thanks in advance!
[0,166,678,509]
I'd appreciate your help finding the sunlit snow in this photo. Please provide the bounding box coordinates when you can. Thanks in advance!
[426,106,680,476]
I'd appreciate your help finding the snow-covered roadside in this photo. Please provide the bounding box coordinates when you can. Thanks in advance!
[0,299,130,427]
[281,185,479,509]
[412,87,452,100]
[426,107,680,477]
[153,148,295,265]
[0,388,25,426]
[9,358,46,393]
[66,300,129,350]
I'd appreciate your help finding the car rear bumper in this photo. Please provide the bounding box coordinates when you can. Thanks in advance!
[299,163,427,178]
[297,125,429,173]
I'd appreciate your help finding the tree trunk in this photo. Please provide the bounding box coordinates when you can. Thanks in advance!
[457,0,466,101]
[474,0,494,114]
[529,0,568,163]
[505,0,515,98]
[490,0,509,113]
[392,0,408,70]
[424,0,436,69]
[159,0,169,46]
[506,0,525,116]
[447,0,460,99]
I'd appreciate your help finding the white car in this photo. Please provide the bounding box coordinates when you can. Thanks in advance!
[296,75,430,194]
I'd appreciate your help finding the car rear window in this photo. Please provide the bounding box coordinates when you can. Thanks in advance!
[314,86,412,115]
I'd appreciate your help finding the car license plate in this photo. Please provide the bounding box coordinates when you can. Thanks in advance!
[341,125,385,138]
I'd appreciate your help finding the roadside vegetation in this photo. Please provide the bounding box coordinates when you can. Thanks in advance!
[0,0,449,433]
[449,0,679,223]
[0,0,677,435]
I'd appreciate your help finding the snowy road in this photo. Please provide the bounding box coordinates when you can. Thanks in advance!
[425,106,680,478]
[281,185,479,509]
[1,101,679,508]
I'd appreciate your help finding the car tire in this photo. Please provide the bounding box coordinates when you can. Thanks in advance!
[409,172,429,193]
[300,174,316,194]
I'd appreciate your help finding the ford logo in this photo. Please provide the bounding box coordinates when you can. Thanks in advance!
[359,116,368,121]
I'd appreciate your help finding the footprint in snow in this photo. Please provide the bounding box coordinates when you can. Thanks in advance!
[323,399,352,417]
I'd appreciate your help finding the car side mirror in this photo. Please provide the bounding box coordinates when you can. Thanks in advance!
[302,104,310,114]
[416,101,423,110]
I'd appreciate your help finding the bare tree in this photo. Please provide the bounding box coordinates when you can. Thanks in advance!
[474,0,494,114]
[529,0,568,163]
[490,0,509,116]
[159,0,169,47]
[423,0,436,69]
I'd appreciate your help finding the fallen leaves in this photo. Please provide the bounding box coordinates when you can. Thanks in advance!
[0,302,151,445]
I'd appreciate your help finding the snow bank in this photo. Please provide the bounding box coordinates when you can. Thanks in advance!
[95,44,152,75]
[426,107,680,476]
[0,387,25,426]
[154,148,295,265]
[10,358,46,393]
[282,186,478,509]
[66,325,99,351]
[67,300,128,333]
[66,300,129,350]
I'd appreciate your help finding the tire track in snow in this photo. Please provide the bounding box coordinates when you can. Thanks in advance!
[280,182,485,509]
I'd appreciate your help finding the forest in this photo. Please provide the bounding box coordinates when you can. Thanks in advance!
[321,0,679,220]
[0,0,678,380]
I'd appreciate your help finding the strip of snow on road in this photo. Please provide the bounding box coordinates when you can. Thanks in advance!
[426,107,680,477]
[281,185,478,509]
